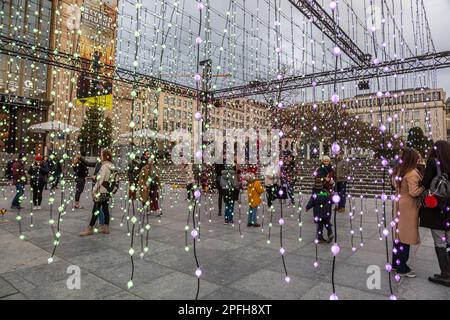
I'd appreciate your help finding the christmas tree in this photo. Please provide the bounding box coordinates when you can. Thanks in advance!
[78,107,112,156]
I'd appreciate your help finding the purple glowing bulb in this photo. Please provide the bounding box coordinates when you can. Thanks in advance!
[330,293,338,300]
[194,190,201,199]
[332,194,341,204]
[373,58,380,65]
[394,274,401,282]
[195,36,202,45]
[385,263,392,272]
[381,159,388,167]
[285,276,291,283]
[279,218,285,225]
[332,46,341,56]
[194,74,201,82]
[331,94,340,104]
[329,1,337,10]
[390,295,397,300]
[195,268,202,277]
[279,247,285,255]
[331,142,341,155]
[195,150,202,159]
[191,229,199,239]
[380,124,387,132]
[194,111,202,121]
[197,2,204,10]
[382,229,389,237]
[331,243,340,256]
[313,261,319,268]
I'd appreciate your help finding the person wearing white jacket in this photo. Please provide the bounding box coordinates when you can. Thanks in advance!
[264,162,280,209]
[80,150,114,236]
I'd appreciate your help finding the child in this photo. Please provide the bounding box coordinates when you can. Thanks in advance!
[306,188,334,243]
[246,173,264,227]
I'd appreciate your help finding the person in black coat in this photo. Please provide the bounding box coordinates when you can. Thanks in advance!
[419,140,450,287]
[28,154,49,210]
[306,188,334,243]
[214,162,225,216]
[73,153,89,209]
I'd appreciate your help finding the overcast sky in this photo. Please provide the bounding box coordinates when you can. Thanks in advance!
[117,0,450,101]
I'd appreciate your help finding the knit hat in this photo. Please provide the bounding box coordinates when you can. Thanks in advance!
[322,155,331,162]
[35,154,43,161]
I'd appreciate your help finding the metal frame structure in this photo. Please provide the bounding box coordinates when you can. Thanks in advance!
[288,0,371,67]
[211,51,450,100]
[2,35,450,103]
[0,35,199,99]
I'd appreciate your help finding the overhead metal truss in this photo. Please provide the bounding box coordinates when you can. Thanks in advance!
[288,0,371,67]
[0,35,199,100]
[212,50,450,100]
[2,35,450,104]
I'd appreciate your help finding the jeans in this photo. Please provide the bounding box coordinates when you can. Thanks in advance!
[12,184,25,208]
[266,186,276,208]
[316,216,332,239]
[90,199,109,227]
[218,187,223,215]
[248,207,258,225]
[31,183,45,206]
[224,200,234,222]
[286,182,295,205]
[392,241,411,273]
[431,229,450,250]
[336,181,347,209]
[75,178,86,202]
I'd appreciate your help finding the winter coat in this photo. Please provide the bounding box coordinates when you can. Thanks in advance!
[127,159,141,184]
[335,159,349,182]
[264,164,280,186]
[73,159,89,179]
[220,169,238,202]
[393,169,424,245]
[28,162,49,186]
[314,165,334,191]
[419,158,450,230]
[305,189,332,220]
[12,160,27,185]
[93,161,114,195]
[247,179,264,208]
[138,162,159,211]
[281,161,297,184]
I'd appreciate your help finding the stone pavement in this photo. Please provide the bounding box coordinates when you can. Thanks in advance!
[0,184,449,300]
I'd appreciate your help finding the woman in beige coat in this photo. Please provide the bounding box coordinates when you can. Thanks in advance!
[392,148,424,278]
[138,160,160,215]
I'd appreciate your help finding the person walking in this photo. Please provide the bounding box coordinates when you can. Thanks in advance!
[306,187,334,243]
[264,162,280,210]
[419,140,450,287]
[335,153,349,213]
[138,158,161,216]
[42,155,50,190]
[185,163,196,201]
[392,148,424,278]
[73,153,89,209]
[246,172,264,227]
[220,165,238,224]
[281,153,297,206]
[11,152,27,210]
[28,154,49,210]
[80,150,114,236]
[214,161,225,216]
[48,153,62,190]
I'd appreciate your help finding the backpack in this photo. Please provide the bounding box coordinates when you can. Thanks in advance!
[102,168,120,195]
[420,160,450,209]
[5,160,14,180]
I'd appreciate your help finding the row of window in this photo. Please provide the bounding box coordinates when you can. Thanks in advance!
[163,96,194,109]
[349,91,442,108]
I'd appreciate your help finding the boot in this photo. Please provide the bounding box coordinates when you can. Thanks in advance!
[80,226,94,236]
[101,225,110,234]
[428,247,450,287]
[327,228,335,243]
